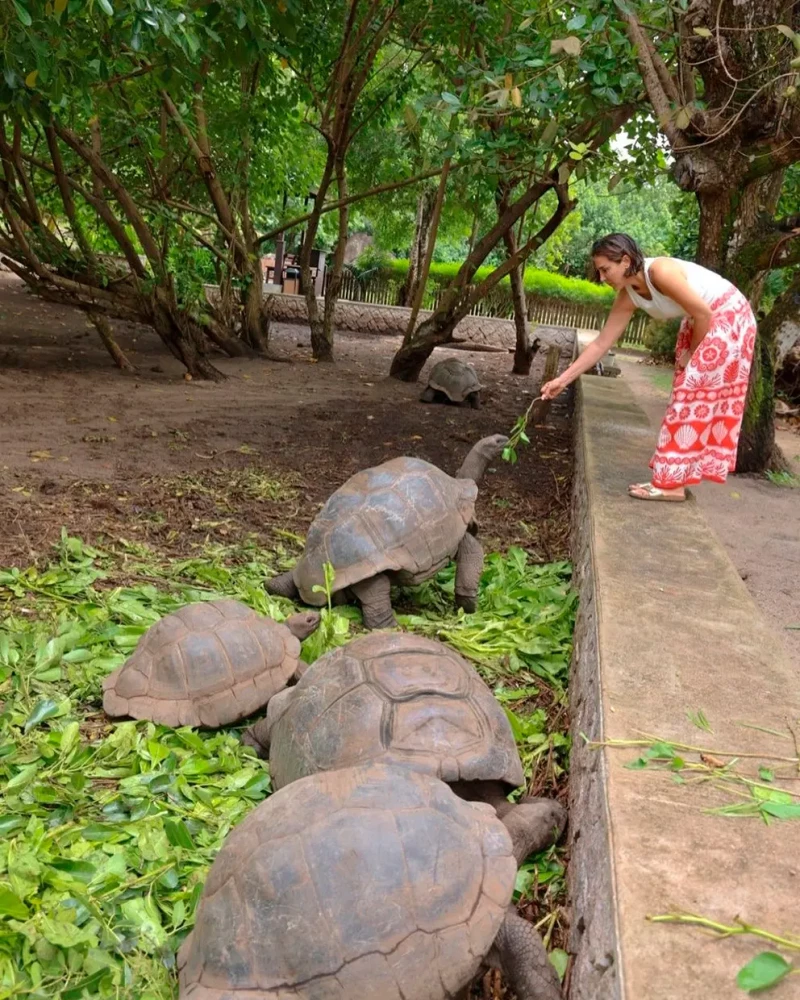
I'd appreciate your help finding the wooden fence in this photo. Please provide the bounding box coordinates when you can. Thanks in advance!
[325,270,650,346]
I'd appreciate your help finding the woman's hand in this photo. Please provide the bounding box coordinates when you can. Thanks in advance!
[676,348,692,370]
[541,377,568,400]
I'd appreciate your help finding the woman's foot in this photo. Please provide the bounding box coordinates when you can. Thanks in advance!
[628,482,686,502]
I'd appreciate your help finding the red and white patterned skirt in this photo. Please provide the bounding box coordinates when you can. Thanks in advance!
[650,286,757,489]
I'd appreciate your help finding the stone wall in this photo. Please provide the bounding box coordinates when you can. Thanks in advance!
[263,291,577,353]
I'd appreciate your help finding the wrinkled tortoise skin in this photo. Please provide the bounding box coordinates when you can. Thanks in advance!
[102,599,303,728]
[292,457,477,605]
[427,358,483,402]
[178,763,517,1000]
[267,633,524,791]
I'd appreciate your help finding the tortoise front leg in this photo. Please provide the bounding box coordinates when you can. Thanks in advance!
[265,570,299,600]
[486,908,562,1000]
[351,574,397,630]
[501,798,567,865]
[455,531,484,613]
[241,686,294,759]
[420,386,436,403]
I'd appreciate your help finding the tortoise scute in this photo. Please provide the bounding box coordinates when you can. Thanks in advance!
[267,634,525,792]
[292,459,477,603]
[102,600,305,729]
[428,359,483,402]
[178,766,515,1000]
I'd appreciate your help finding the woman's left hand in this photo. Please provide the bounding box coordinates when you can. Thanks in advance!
[676,348,692,370]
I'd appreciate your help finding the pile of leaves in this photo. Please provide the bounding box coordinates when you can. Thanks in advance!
[0,533,577,999]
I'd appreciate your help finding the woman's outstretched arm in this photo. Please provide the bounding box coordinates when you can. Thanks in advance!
[541,290,637,398]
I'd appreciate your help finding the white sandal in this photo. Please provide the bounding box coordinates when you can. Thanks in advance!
[628,483,687,503]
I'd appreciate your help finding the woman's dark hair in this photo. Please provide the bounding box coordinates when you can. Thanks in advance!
[590,233,644,277]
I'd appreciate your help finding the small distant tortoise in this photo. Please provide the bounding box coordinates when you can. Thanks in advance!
[421,357,483,408]
[178,763,564,1000]
[265,433,508,629]
[102,600,319,728]
[243,632,559,864]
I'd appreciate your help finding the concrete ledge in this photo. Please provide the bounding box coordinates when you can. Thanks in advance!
[568,376,800,999]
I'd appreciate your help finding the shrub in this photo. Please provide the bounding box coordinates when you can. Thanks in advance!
[645,318,681,362]
[381,259,614,309]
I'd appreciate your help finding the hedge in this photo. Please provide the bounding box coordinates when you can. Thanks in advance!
[382,258,615,308]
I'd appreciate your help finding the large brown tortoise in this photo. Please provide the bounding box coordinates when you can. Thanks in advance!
[102,599,319,728]
[265,434,508,629]
[242,632,556,865]
[178,763,564,1000]
[421,357,484,408]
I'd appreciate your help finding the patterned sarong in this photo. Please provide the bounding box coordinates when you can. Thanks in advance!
[650,287,757,488]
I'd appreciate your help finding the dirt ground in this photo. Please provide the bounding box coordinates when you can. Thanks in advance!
[617,352,800,668]
[0,271,574,568]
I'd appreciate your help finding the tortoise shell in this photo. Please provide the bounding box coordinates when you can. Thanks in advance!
[292,457,477,605]
[427,358,483,402]
[267,633,524,791]
[102,600,308,728]
[178,763,517,1000]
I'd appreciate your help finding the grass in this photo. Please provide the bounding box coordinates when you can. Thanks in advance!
[0,532,576,999]
[766,469,800,488]
[645,367,675,395]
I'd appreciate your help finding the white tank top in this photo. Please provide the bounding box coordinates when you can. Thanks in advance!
[625,257,733,321]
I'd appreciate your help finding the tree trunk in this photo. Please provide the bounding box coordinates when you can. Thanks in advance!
[88,309,136,372]
[763,268,800,401]
[768,269,800,369]
[736,323,788,472]
[694,174,785,473]
[319,152,349,361]
[400,186,436,307]
[242,265,270,353]
[150,296,225,380]
[301,154,336,362]
[390,186,573,381]
[389,291,470,381]
[498,194,538,375]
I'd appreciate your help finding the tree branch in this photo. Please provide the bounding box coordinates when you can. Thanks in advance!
[255,162,462,246]
[53,120,164,273]
[624,12,686,147]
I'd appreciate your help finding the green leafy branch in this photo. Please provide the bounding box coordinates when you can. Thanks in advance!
[590,725,800,823]
[649,912,800,994]
[502,396,542,464]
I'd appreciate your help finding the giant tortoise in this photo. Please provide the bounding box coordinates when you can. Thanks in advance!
[265,434,508,629]
[421,357,483,408]
[102,599,319,728]
[178,763,563,1000]
[242,632,558,863]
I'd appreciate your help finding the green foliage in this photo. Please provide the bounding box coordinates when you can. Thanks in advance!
[736,952,793,992]
[399,548,577,692]
[646,318,681,362]
[0,534,575,997]
[383,258,614,308]
[530,175,698,276]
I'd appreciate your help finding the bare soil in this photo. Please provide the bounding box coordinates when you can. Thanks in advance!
[0,270,574,567]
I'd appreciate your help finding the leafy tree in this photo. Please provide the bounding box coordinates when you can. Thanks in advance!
[387,1,644,381]
[622,0,800,469]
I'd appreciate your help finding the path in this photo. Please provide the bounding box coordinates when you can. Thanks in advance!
[615,352,800,667]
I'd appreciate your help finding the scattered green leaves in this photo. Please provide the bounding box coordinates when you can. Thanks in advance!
[736,952,793,992]
[687,708,712,733]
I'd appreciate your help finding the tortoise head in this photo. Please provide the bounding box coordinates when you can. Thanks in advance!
[455,434,510,483]
[285,611,321,640]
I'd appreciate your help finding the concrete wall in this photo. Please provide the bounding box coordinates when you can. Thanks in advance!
[567,376,800,999]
